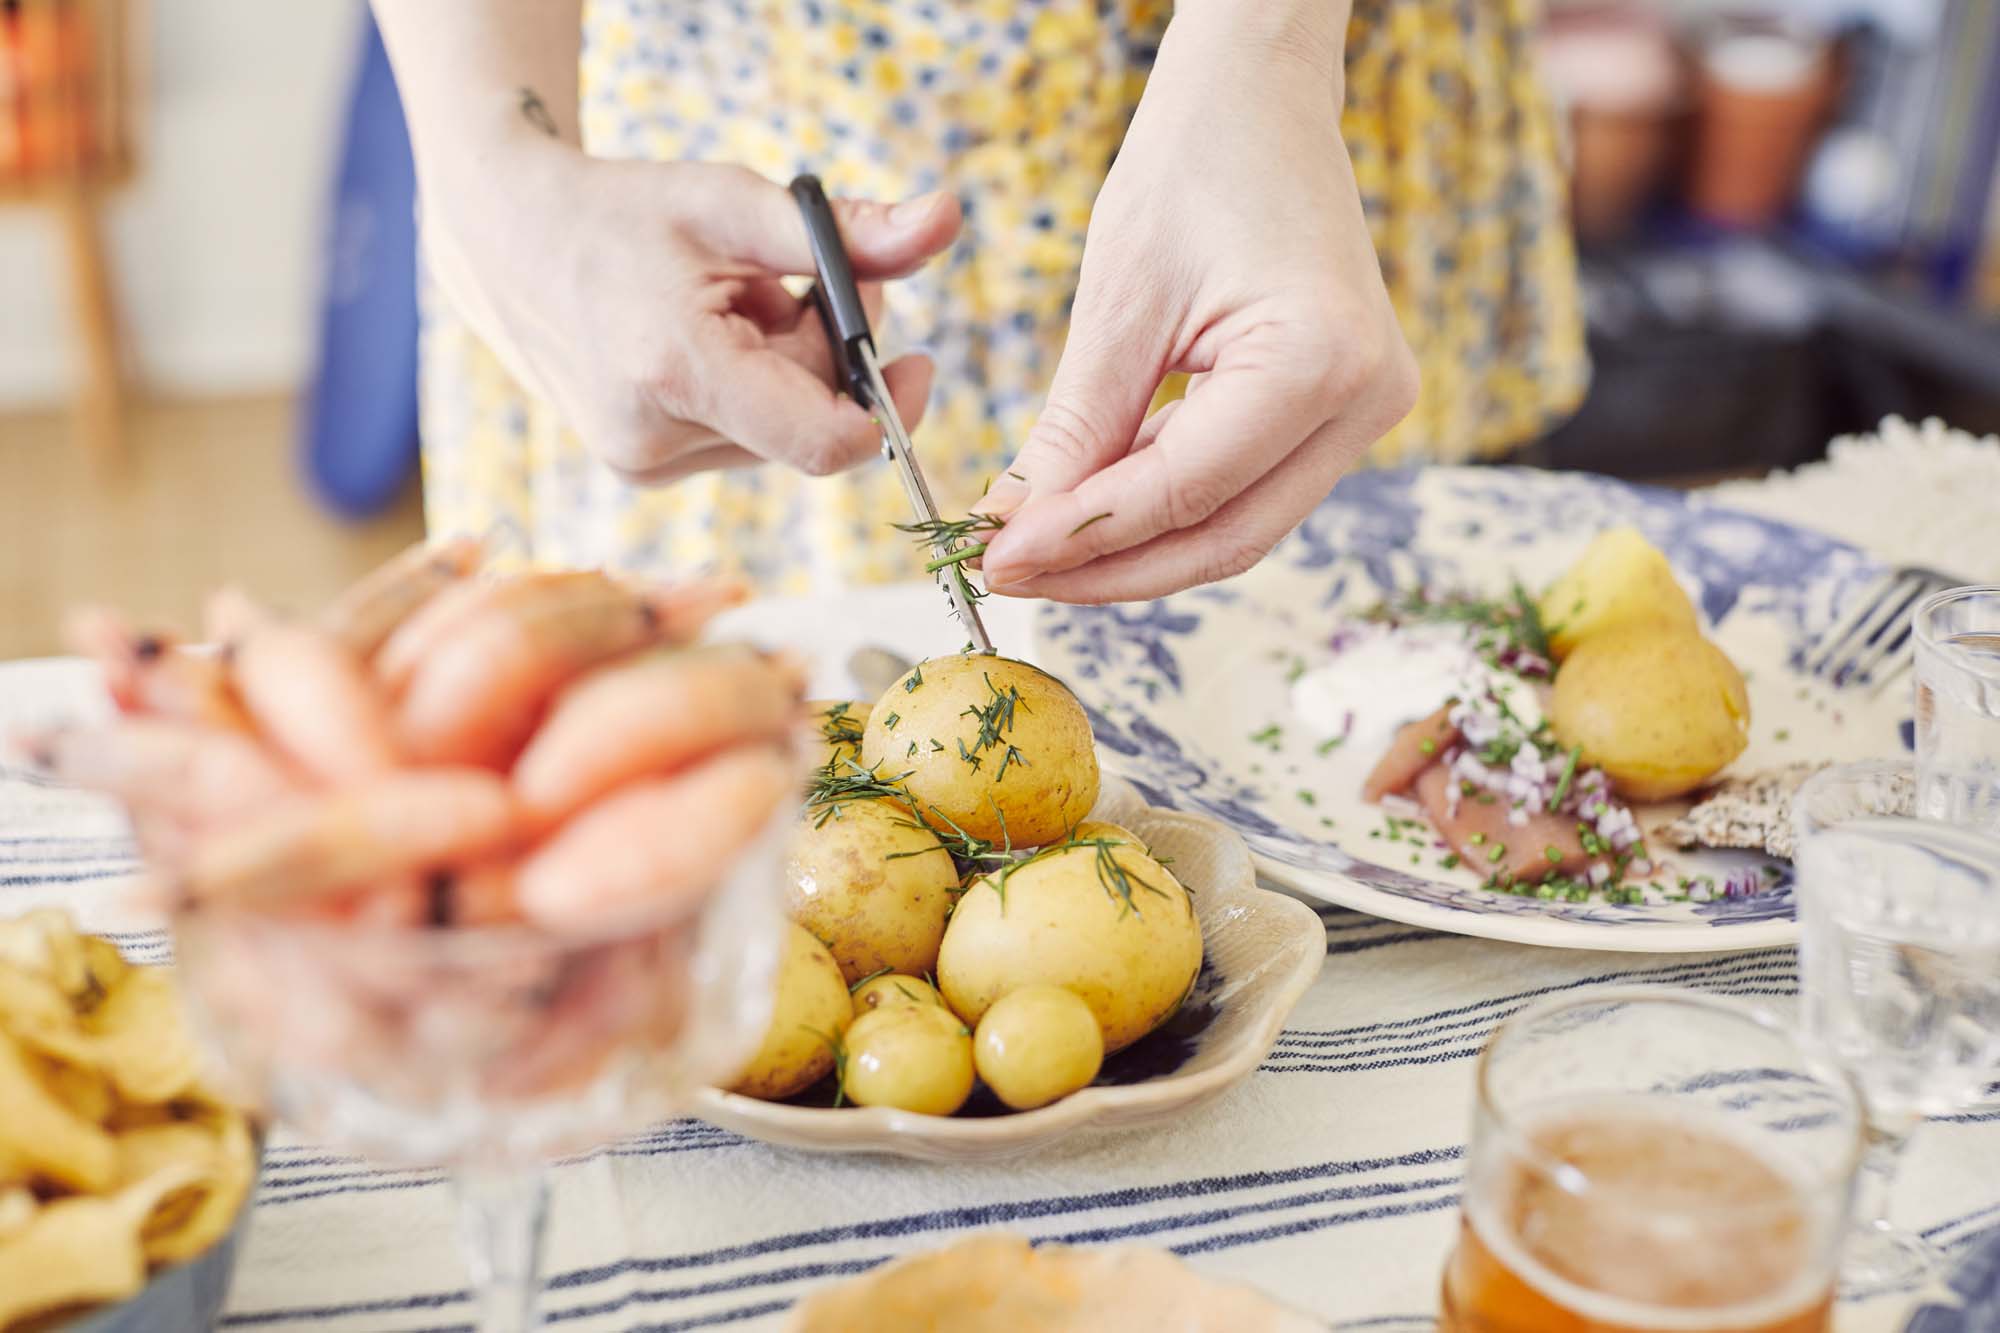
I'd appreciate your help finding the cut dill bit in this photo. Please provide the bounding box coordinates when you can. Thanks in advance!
[1066,511,1114,538]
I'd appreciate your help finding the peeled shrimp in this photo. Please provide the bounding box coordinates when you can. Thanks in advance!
[512,644,806,829]
[21,718,296,827]
[61,609,250,732]
[390,572,747,768]
[515,745,793,931]
[233,621,400,782]
[179,769,517,907]
[320,535,485,658]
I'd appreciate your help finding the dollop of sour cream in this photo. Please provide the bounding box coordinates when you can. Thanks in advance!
[1291,623,1530,761]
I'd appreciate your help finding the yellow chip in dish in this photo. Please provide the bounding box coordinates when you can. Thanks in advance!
[0,1162,203,1329]
[115,1110,257,1265]
[82,965,202,1105]
[0,909,90,997]
[0,1031,118,1193]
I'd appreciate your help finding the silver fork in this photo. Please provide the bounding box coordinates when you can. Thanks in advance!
[1806,566,1963,692]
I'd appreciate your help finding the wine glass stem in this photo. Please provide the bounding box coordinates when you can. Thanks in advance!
[457,1169,551,1333]
[1854,1120,1914,1236]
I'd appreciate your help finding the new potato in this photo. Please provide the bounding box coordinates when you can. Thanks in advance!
[974,985,1104,1111]
[851,973,947,1013]
[1549,624,1750,801]
[728,923,853,1101]
[860,655,1097,848]
[785,798,957,983]
[938,823,1201,1053]
[1539,527,1701,660]
[840,1003,975,1116]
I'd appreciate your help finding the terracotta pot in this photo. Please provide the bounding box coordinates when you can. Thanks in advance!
[1688,21,1836,229]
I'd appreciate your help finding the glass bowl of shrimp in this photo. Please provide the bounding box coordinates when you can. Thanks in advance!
[28,538,808,1333]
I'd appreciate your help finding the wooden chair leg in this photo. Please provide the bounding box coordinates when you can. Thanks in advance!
[53,182,124,469]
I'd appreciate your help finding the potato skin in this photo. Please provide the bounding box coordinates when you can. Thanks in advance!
[1539,527,1701,661]
[859,654,1097,849]
[851,973,947,1013]
[974,985,1104,1110]
[938,822,1201,1053]
[727,922,854,1101]
[1549,625,1750,801]
[840,1003,975,1116]
[785,798,958,984]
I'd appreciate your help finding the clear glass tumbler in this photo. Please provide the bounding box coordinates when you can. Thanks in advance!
[1793,762,2000,1293]
[1913,585,2000,833]
[169,808,787,1332]
[1439,989,1863,1333]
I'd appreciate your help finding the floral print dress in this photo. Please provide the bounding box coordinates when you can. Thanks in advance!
[419,0,1587,593]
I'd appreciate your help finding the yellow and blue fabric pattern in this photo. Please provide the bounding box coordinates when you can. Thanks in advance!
[419,0,1588,593]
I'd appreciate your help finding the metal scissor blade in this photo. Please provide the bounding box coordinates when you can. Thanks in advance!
[855,341,994,654]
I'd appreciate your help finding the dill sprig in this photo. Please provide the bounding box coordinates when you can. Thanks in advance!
[1371,580,1553,669]
[978,827,1173,919]
[817,700,865,746]
[961,671,1026,770]
[897,513,1004,573]
[805,758,917,825]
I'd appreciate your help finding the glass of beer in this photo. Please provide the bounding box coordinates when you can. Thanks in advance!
[1439,990,1865,1333]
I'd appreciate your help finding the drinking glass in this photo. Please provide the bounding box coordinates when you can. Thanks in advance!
[1913,585,2000,833]
[1439,990,1863,1333]
[1793,763,2000,1293]
[169,811,787,1332]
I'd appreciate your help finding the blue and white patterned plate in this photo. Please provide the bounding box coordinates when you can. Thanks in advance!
[1035,467,1908,953]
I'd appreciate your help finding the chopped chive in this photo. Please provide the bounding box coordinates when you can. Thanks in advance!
[1297,789,1317,806]
[1544,846,1562,864]
[1315,735,1345,756]
[1440,853,1461,869]
[1487,845,1506,863]
[1419,738,1436,755]
[1468,833,1487,845]
[1549,744,1582,810]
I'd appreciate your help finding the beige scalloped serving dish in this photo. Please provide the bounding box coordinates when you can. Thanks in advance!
[689,779,1327,1161]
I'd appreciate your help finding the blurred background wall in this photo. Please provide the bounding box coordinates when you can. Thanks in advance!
[0,0,358,405]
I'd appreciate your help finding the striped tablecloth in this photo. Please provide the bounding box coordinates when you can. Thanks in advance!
[7,441,2000,1332]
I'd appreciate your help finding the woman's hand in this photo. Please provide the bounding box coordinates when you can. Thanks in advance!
[975,6,1418,603]
[421,140,962,485]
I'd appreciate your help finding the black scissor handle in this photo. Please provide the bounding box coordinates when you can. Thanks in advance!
[790,174,874,404]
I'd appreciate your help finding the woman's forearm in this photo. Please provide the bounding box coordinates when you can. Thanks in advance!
[370,0,583,196]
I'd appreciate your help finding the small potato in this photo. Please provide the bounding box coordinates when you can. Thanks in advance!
[851,973,947,1013]
[1539,527,1701,661]
[1549,624,1750,801]
[840,1003,974,1116]
[786,798,958,984]
[939,822,1201,1053]
[727,923,854,1101]
[860,654,1097,848]
[805,700,869,772]
[974,985,1103,1111]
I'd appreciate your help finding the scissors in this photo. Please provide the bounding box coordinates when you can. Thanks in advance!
[790,174,995,655]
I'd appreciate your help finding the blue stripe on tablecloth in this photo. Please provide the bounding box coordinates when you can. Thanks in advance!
[1269,957,1797,1055]
[1927,1200,2000,1244]
[1274,952,1795,1045]
[220,1147,1467,1325]
[0,867,133,887]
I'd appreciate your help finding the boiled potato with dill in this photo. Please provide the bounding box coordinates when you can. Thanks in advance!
[938,822,1200,1053]
[805,700,869,771]
[1539,526,1701,661]
[1549,623,1750,801]
[974,985,1104,1110]
[727,922,853,1101]
[859,654,1097,848]
[839,1002,975,1116]
[850,973,947,1013]
[785,798,957,984]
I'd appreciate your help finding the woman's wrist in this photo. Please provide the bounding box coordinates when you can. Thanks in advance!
[1168,0,1347,82]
